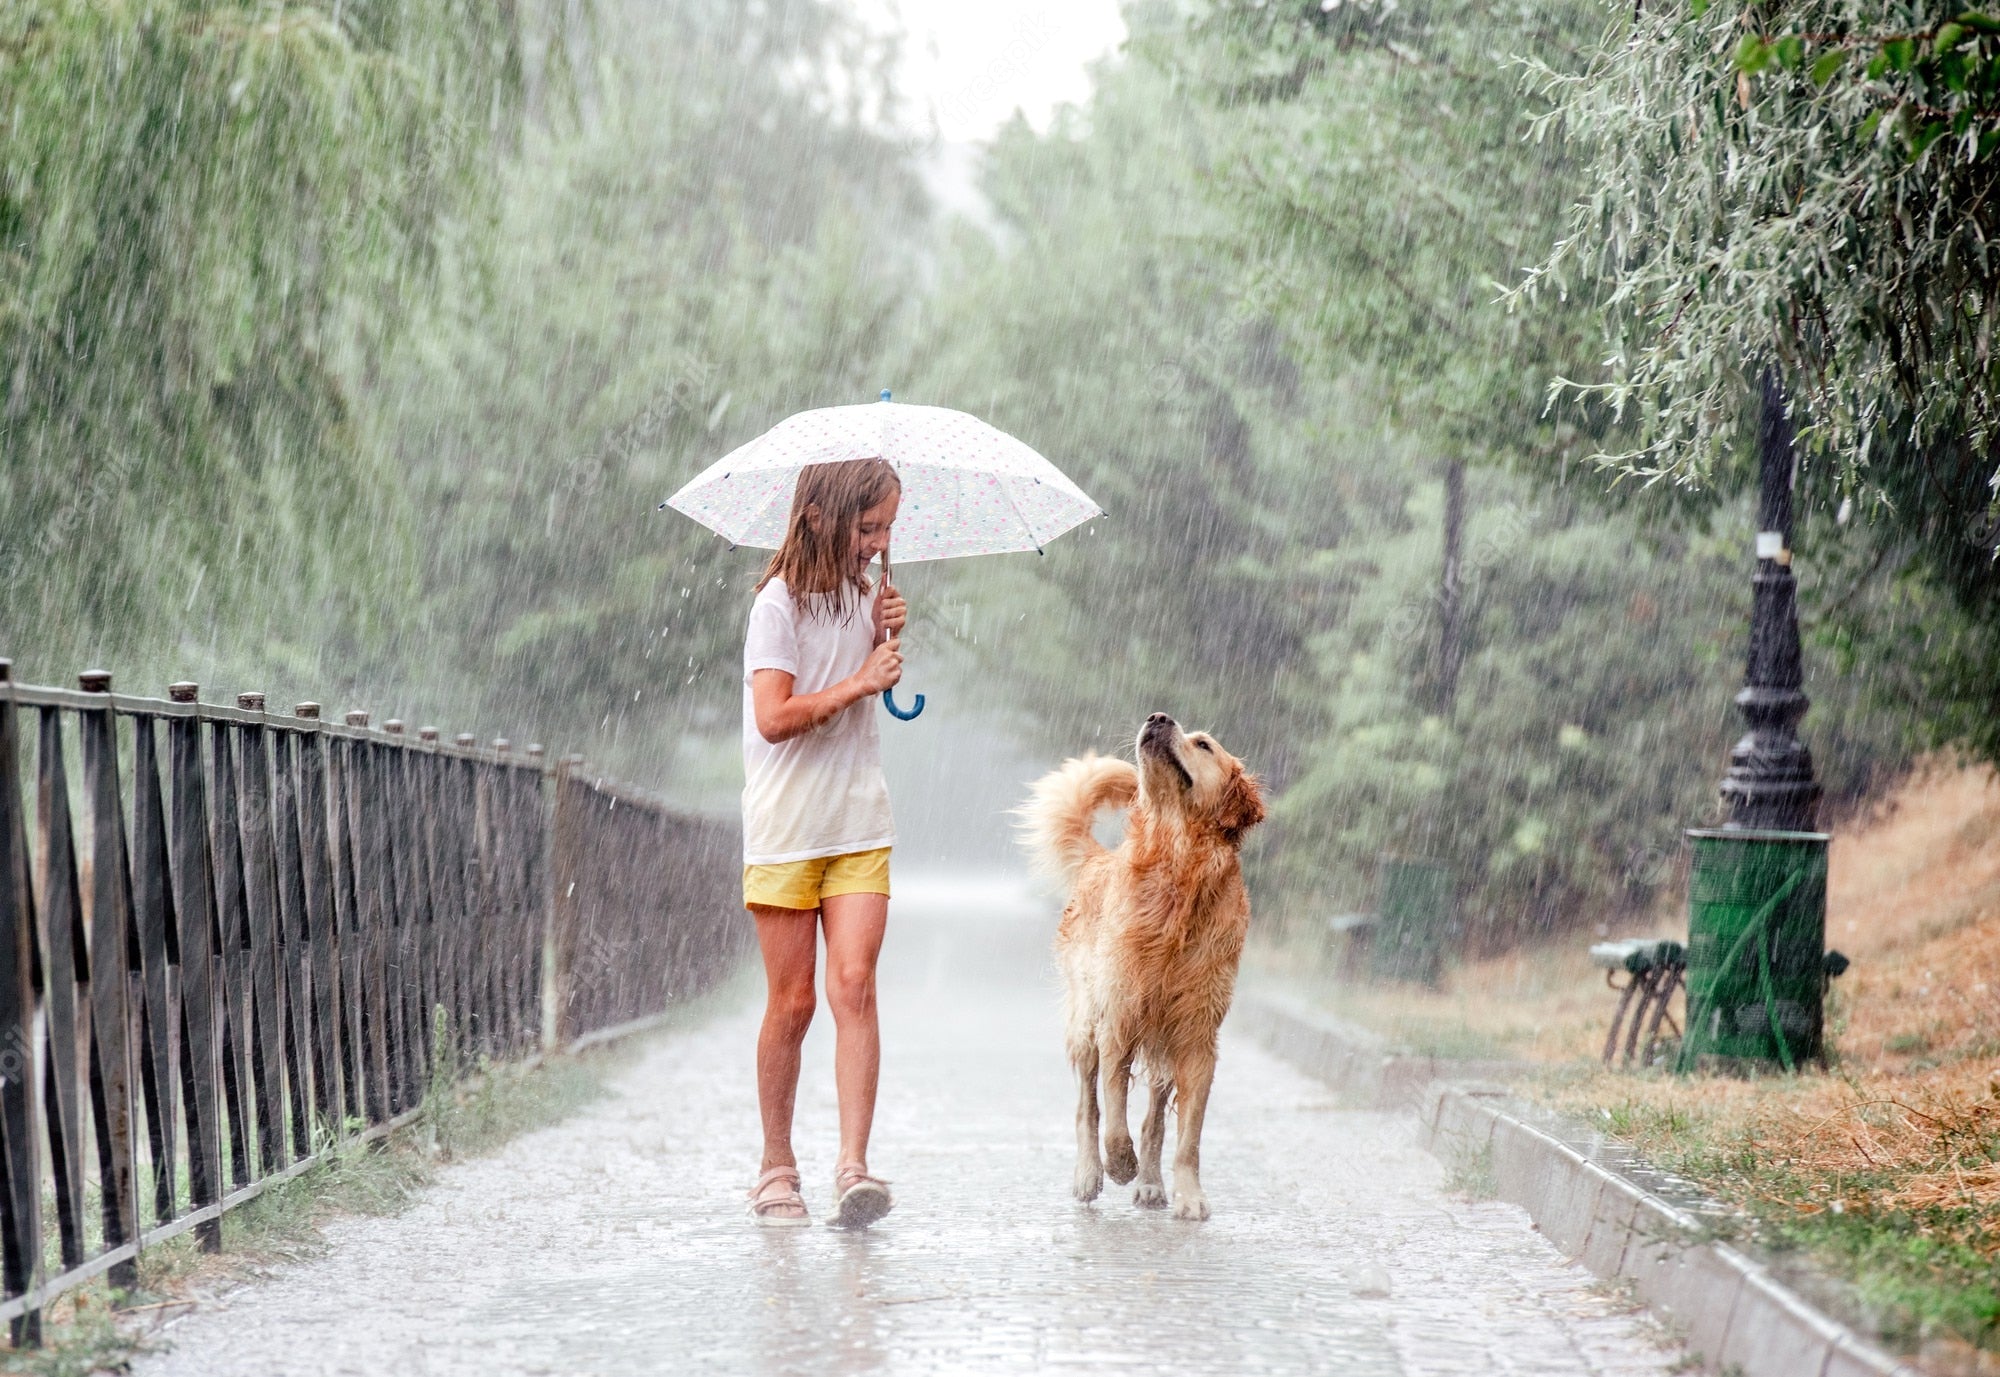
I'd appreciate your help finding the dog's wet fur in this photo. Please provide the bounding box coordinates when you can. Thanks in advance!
[1017,714,1266,1220]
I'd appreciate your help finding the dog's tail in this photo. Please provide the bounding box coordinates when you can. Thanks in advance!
[1015,755,1138,884]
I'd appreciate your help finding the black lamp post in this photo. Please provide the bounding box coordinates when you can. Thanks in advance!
[1677,369,1839,1073]
[1718,369,1823,830]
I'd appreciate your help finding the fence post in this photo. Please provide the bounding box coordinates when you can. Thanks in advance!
[378,721,414,1112]
[129,717,181,1224]
[526,745,549,1052]
[549,756,581,1046]
[269,722,316,1154]
[293,705,344,1137]
[78,670,138,1289]
[418,728,453,1071]
[36,707,88,1265]
[0,662,44,1342]
[208,715,254,1188]
[490,742,519,1056]
[348,716,394,1120]
[389,721,432,1102]
[329,720,366,1124]
[234,693,289,1171]
[167,683,223,1252]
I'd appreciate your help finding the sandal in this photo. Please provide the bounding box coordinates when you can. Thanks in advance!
[748,1165,811,1228]
[828,1162,893,1230]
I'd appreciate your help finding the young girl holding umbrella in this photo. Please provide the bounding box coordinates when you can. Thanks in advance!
[662,394,1102,1228]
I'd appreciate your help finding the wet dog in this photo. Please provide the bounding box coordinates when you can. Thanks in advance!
[1017,714,1265,1220]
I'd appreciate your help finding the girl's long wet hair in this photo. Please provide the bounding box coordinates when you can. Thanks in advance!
[757,458,901,619]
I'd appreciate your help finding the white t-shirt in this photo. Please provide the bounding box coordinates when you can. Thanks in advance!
[741,577,895,865]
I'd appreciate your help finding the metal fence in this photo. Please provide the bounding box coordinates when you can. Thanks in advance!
[0,661,745,1340]
[549,768,743,1046]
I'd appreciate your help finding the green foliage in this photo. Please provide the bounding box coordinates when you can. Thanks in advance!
[903,60,1348,785]
[916,3,1930,942]
[365,0,922,781]
[0,0,576,695]
[0,0,1984,948]
[1154,0,1610,458]
[1518,0,2000,497]
[1516,0,2000,770]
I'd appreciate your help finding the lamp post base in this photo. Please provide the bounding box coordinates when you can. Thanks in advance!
[1677,828,1829,1073]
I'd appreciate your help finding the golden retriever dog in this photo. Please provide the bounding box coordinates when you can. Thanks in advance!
[1018,713,1265,1221]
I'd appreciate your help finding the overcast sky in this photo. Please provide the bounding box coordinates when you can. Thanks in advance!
[856,1,1129,142]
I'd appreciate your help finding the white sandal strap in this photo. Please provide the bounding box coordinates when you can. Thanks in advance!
[749,1166,803,1202]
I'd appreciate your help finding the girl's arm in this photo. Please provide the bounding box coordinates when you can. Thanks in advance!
[751,639,902,744]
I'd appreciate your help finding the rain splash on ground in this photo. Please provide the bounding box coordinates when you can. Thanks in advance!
[132,874,1689,1376]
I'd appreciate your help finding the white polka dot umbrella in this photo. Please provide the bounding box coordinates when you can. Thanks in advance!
[661,392,1104,721]
[661,392,1103,563]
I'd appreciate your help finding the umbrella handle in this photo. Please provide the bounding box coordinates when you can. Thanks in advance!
[875,533,922,719]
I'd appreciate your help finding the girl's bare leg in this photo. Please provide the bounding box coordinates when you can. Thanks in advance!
[751,905,820,1173]
[818,893,888,1170]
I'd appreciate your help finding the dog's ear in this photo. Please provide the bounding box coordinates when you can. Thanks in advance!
[1218,768,1266,840]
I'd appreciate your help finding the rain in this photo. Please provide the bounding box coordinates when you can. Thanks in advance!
[3,0,1999,1371]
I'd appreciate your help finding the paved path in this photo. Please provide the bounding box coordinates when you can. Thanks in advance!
[136,876,1687,1376]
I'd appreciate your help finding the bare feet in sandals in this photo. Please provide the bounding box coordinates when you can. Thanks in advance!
[748,1165,811,1227]
[827,1163,892,1229]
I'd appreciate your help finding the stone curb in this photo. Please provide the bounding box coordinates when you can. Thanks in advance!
[1237,993,1923,1377]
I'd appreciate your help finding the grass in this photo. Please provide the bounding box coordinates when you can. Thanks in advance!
[1541,1066,2000,1358]
[1256,762,2000,1361]
[0,1131,439,1376]
[1443,1141,1499,1200]
[0,972,755,1375]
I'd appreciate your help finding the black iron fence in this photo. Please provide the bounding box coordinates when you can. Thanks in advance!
[0,661,746,1340]
[549,768,741,1045]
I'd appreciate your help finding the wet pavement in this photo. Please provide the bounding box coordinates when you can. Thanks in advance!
[135,874,1688,1376]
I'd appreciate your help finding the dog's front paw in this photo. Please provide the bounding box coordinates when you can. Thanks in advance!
[1133,1182,1168,1209]
[1103,1138,1138,1184]
[1172,1191,1210,1222]
[1073,1162,1104,1203]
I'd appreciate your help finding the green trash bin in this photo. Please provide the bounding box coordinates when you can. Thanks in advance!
[1369,857,1455,985]
[1677,828,1830,1072]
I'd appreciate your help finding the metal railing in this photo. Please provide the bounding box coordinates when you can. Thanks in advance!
[549,768,741,1046]
[0,660,745,1340]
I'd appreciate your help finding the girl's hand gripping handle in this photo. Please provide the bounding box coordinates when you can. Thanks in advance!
[856,636,903,696]
[875,544,924,720]
[874,580,907,645]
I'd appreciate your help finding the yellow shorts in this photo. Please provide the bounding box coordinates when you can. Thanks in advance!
[743,847,892,912]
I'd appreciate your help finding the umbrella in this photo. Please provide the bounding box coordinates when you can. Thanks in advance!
[661,391,1102,720]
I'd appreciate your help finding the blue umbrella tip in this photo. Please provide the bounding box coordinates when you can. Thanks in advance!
[880,389,892,402]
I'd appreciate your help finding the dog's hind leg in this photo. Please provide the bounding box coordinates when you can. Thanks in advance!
[1133,1078,1170,1209]
[1170,1051,1217,1221]
[1100,1040,1139,1185]
[1072,1041,1103,1203]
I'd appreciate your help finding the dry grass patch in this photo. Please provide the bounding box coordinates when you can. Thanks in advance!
[1265,763,2000,1358]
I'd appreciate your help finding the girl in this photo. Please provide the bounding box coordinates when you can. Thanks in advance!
[740,457,906,1228]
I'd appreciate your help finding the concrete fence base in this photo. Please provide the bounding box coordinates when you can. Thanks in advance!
[1237,993,1920,1377]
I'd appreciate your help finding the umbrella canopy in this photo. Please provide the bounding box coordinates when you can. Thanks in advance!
[662,396,1102,562]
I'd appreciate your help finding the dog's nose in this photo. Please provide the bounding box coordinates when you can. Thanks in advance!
[1147,712,1170,725]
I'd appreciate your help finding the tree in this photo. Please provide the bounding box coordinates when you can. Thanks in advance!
[362,0,926,778]
[1518,0,2000,760]
[1521,0,2000,492]
[0,0,579,690]
[911,7,1928,943]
